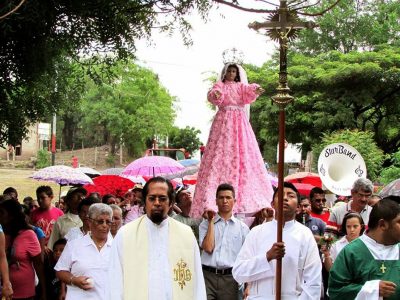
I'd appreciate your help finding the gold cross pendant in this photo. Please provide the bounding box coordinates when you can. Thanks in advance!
[380,262,386,274]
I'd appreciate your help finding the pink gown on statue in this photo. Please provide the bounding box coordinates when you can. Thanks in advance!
[192,80,273,217]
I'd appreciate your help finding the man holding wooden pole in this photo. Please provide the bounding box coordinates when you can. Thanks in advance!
[232,182,321,299]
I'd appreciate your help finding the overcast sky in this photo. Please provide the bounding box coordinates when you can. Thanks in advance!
[136,4,277,144]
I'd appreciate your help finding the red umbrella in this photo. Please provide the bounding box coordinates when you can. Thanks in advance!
[284,172,322,188]
[83,175,134,198]
[291,182,316,197]
[183,173,198,185]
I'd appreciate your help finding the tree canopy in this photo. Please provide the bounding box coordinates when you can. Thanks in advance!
[75,61,176,157]
[380,149,400,184]
[168,126,202,154]
[294,0,400,54]
[248,45,400,165]
[0,0,212,146]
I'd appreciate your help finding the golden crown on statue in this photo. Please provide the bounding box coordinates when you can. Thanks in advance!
[222,48,244,65]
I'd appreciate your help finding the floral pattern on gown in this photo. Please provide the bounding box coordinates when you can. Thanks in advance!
[192,80,273,217]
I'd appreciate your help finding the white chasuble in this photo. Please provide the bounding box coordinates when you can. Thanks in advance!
[108,215,206,300]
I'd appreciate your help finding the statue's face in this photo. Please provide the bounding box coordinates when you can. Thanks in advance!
[225,66,238,82]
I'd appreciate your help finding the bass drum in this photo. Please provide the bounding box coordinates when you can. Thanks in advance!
[318,143,367,196]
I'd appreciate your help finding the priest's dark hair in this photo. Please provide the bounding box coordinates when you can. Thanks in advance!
[368,198,400,230]
[272,182,300,204]
[143,176,175,205]
[216,183,235,198]
[341,212,365,236]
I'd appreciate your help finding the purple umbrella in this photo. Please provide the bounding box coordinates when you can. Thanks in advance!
[267,173,278,187]
[122,156,185,177]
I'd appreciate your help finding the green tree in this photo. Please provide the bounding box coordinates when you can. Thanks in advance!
[248,46,400,158]
[312,130,387,181]
[294,0,400,54]
[168,126,201,154]
[79,61,176,157]
[380,149,400,184]
[0,0,212,146]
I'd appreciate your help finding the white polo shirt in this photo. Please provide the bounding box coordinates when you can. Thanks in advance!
[328,200,372,232]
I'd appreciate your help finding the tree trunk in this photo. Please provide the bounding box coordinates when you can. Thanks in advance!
[62,115,76,149]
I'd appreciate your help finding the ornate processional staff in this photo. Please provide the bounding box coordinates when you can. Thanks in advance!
[248,1,344,298]
[213,0,342,299]
[249,2,314,298]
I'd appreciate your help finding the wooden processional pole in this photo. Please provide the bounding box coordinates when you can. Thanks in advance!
[249,1,314,299]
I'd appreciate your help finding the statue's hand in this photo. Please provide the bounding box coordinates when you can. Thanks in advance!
[256,87,265,95]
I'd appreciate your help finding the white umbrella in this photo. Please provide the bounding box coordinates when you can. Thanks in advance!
[31,165,93,185]
[78,166,101,178]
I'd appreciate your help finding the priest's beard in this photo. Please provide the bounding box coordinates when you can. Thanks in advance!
[150,211,167,224]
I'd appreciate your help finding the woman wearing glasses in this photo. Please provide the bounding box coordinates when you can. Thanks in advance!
[55,203,113,300]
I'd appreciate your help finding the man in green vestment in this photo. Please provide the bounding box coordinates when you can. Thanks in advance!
[329,197,400,299]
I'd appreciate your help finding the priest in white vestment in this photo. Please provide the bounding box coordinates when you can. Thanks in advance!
[233,182,322,300]
[107,177,206,300]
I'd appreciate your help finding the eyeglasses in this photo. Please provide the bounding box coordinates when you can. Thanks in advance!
[90,218,113,226]
[147,195,169,203]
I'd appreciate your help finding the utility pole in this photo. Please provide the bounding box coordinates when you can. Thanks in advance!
[51,114,56,165]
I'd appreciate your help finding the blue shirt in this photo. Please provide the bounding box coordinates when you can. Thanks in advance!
[0,224,2,233]
[199,214,249,268]
[32,225,46,240]
[304,217,326,236]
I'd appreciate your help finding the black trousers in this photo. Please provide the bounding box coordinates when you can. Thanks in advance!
[203,269,239,300]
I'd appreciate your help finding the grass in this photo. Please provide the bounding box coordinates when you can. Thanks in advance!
[0,168,69,200]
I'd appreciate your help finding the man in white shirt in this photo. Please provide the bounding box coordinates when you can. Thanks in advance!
[233,182,322,299]
[328,178,374,235]
[329,197,400,300]
[200,183,249,300]
[108,177,206,300]
[48,187,86,249]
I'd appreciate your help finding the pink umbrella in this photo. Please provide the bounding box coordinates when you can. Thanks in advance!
[267,173,278,187]
[123,174,181,188]
[122,156,185,177]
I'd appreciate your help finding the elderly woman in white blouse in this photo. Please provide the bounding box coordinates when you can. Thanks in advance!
[109,204,123,238]
[55,203,113,300]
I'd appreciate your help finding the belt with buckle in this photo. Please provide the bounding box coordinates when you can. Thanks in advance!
[202,265,233,275]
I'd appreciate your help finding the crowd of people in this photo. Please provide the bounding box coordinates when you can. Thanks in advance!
[1,61,399,299]
[0,176,399,300]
